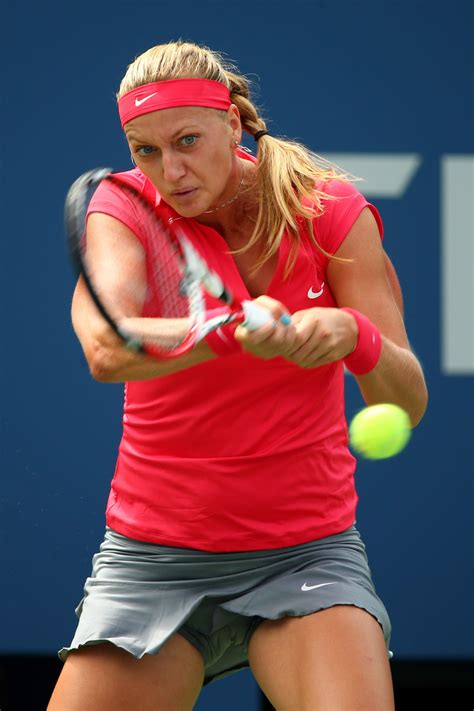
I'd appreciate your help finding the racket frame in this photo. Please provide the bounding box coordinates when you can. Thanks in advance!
[65,168,273,360]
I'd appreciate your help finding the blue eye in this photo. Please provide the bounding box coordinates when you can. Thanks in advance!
[180,135,198,146]
[136,146,155,157]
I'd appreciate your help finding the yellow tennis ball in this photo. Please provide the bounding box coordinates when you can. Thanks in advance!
[349,404,411,459]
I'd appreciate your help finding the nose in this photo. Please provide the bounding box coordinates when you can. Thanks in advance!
[161,150,186,183]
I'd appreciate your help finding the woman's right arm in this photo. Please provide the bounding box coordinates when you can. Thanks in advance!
[71,213,216,382]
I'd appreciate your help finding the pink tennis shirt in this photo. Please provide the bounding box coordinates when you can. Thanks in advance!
[88,157,383,551]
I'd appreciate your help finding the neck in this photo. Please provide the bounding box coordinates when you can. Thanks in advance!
[203,165,245,215]
[196,160,258,238]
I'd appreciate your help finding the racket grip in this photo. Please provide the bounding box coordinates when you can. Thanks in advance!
[241,301,276,331]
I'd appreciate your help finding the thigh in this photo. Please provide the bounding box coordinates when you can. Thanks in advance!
[48,633,204,711]
[248,605,394,711]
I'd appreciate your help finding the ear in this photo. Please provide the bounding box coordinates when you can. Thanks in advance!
[227,104,242,144]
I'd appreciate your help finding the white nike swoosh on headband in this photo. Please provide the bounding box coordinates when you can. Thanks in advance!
[301,582,337,591]
[134,92,158,107]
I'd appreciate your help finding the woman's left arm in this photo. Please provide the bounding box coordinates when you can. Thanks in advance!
[290,207,428,426]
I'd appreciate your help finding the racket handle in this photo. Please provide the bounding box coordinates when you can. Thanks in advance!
[241,301,278,331]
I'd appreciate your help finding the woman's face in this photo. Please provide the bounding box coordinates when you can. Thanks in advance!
[125,105,241,218]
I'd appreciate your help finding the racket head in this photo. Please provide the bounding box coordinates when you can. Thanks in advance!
[64,168,205,358]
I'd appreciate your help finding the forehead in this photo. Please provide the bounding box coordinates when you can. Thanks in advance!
[125,106,225,140]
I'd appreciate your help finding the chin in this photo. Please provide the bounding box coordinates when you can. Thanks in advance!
[176,200,219,220]
[173,205,205,219]
[168,193,209,218]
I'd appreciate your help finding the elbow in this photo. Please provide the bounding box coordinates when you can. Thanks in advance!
[407,357,429,427]
[87,342,123,383]
[388,371,428,428]
[72,301,129,382]
[359,367,429,428]
[410,381,429,428]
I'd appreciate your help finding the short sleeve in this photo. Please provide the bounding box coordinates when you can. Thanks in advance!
[86,169,156,248]
[313,179,384,255]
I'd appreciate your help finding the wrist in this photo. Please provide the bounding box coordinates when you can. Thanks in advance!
[341,307,382,375]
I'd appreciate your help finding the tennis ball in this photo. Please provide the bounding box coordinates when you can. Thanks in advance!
[349,404,411,459]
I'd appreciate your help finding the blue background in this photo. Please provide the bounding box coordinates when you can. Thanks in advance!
[1,1,472,708]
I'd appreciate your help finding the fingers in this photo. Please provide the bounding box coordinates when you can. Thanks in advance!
[248,295,292,326]
[286,324,331,367]
[235,296,295,359]
[235,319,296,359]
[287,308,358,368]
[234,303,357,368]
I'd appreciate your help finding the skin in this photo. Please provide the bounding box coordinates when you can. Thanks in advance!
[125,105,248,226]
[54,103,428,710]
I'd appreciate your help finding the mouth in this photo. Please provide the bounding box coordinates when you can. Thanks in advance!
[172,188,198,199]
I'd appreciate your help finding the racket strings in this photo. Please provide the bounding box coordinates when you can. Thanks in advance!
[99,185,204,351]
[74,172,207,354]
[143,215,189,319]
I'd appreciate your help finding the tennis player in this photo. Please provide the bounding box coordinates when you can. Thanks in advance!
[48,41,428,710]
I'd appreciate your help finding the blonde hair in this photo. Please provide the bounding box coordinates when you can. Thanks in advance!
[118,40,351,273]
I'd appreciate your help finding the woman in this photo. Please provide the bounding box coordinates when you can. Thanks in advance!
[49,40,428,710]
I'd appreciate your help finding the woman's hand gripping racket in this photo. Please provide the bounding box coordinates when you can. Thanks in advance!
[64,168,275,359]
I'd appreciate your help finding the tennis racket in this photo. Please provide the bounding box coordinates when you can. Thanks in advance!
[64,168,274,359]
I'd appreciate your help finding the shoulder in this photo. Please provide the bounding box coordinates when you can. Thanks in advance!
[316,177,362,199]
[87,168,162,246]
[311,179,383,254]
[90,168,158,206]
[314,178,369,218]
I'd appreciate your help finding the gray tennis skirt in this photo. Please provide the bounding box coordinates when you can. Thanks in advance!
[59,525,392,685]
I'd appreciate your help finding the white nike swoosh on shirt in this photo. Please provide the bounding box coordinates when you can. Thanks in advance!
[307,283,325,299]
[134,92,158,107]
[301,581,337,591]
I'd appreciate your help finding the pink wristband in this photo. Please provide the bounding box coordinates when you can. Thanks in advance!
[341,308,382,375]
[204,308,242,356]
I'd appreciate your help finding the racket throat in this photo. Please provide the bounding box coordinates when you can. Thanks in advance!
[196,309,236,340]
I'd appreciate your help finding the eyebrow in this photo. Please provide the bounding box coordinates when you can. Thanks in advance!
[126,125,202,143]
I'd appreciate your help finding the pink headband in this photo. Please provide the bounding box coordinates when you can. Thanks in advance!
[118,78,232,127]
